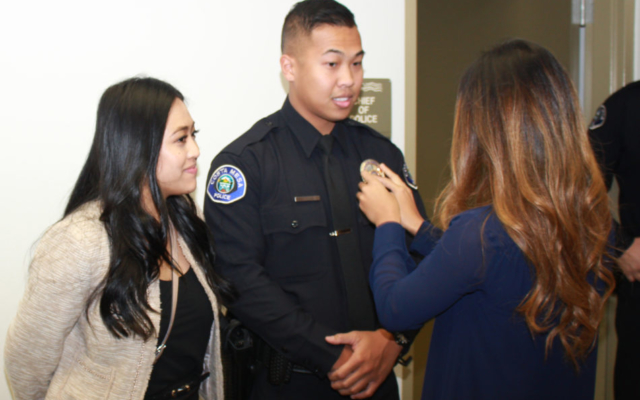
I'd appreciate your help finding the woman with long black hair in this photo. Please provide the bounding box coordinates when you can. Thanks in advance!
[5,77,232,399]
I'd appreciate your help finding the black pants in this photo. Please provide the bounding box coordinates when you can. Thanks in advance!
[249,367,400,400]
[615,278,640,400]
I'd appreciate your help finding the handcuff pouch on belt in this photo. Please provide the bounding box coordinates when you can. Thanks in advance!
[251,330,293,385]
[220,316,256,400]
[221,315,296,398]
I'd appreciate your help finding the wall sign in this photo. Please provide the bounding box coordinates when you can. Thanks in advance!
[350,78,391,139]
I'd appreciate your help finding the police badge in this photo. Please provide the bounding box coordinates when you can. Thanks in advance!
[360,159,385,180]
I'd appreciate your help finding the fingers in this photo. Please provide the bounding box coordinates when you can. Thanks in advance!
[351,380,380,399]
[620,239,640,282]
[373,175,397,192]
[358,171,403,226]
[328,329,397,398]
[630,262,640,282]
[331,365,370,391]
[360,171,385,188]
[327,353,360,382]
[619,255,640,282]
[621,265,638,282]
[379,163,405,186]
[325,332,358,346]
[334,376,371,398]
[358,171,393,201]
[329,356,374,395]
[361,169,398,193]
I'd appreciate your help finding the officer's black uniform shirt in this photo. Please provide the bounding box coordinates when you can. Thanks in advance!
[589,81,640,247]
[204,98,426,376]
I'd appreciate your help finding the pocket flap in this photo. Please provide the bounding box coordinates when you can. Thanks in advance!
[261,202,327,235]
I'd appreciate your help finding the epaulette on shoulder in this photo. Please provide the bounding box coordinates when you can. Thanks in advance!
[224,114,279,156]
[344,118,390,142]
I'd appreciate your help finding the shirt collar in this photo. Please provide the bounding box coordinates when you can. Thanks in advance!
[281,97,348,158]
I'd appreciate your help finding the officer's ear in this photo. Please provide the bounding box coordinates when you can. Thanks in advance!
[280,54,295,83]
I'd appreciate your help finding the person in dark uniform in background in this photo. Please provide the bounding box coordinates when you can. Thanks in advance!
[204,1,426,399]
[588,81,640,400]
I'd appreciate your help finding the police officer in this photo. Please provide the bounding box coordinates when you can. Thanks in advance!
[589,81,640,400]
[204,1,426,399]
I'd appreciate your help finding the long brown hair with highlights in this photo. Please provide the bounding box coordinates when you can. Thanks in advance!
[434,39,615,368]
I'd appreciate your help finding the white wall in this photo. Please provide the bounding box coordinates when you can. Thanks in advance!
[0,1,406,398]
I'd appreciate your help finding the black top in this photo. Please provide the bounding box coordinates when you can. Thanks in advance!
[145,268,214,397]
[204,98,427,377]
[588,81,640,247]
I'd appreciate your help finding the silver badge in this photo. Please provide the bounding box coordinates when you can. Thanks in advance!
[360,159,385,180]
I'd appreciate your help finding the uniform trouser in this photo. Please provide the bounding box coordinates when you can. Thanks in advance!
[615,278,640,400]
[249,366,400,400]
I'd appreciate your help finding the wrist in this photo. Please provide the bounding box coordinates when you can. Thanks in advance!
[378,329,405,350]
[376,217,401,228]
[393,332,409,347]
[392,332,413,366]
[405,217,425,236]
[377,328,395,341]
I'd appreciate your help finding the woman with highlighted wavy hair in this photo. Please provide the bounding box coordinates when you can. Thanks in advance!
[355,39,615,399]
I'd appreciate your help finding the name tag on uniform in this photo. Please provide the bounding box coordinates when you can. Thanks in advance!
[294,195,321,202]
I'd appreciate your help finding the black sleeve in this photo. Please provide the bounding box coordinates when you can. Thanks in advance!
[588,94,625,191]
[588,89,634,249]
[204,152,342,376]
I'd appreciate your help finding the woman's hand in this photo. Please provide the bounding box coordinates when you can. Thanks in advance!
[357,171,401,228]
[359,164,425,235]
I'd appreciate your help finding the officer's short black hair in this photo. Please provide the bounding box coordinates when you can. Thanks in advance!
[281,0,356,54]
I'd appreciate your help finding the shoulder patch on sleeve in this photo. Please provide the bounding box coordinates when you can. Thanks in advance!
[589,105,607,130]
[207,165,247,204]
[403,163,418,190]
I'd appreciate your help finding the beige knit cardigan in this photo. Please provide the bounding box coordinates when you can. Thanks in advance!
[4,202,224,400]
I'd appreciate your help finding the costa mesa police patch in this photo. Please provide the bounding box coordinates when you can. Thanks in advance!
[403,163,418,190]
[207,165,247,204]
[589,105,606,130]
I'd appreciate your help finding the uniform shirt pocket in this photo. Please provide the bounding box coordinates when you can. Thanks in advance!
[260,201,330,281]
[261,201,327,234]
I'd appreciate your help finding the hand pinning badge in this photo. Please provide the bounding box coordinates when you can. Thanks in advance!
[360,159,385,182]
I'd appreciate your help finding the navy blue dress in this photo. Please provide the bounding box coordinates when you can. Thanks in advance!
[370,205,598,400]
